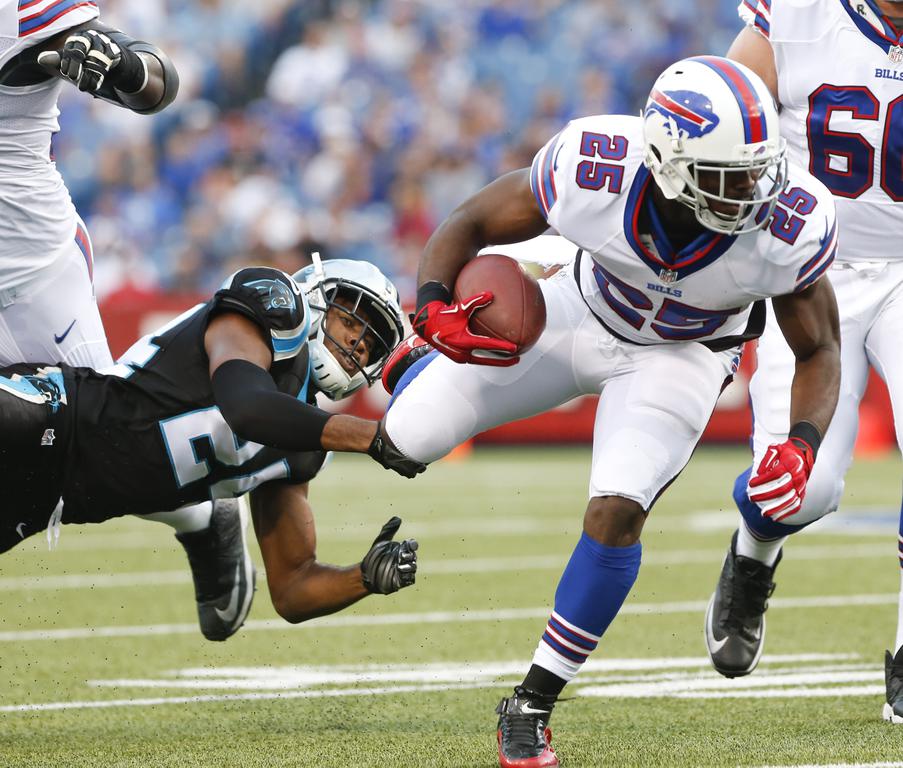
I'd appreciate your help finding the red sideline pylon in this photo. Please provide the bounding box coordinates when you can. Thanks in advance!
[443,439,474,462]
[854,402,895,457]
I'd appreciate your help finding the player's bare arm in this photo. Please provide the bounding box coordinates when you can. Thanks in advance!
[249,482,364,623]
[726,25,778,103]
[36,20,178,114]
[772,277,841,439]
[413,169,547,365]
[418,169,548,290]
[744,278,841,523]
[249,483,417,623]
[204,311,424,475]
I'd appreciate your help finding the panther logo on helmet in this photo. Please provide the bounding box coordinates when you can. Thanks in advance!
[645,89,720,141]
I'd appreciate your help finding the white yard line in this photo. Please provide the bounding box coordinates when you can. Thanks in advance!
[0,571,191,590]
[0,682,484,713]
[0,656,882,714]
[2,543,894,591]
[16,506,897,553]
[89,654,857,691]
[0,593,895,643]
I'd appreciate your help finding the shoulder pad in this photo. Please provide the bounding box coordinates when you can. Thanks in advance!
[213,267,311,362]
[531,115,644,253]
[764,0,839,44]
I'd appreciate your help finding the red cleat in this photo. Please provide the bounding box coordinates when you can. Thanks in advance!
[496,687,559,767]
[381,333,433,394]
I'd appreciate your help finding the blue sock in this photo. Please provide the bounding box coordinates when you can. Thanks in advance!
[734,466,815,539]
[388,350,439,408]
[532,532,641,681]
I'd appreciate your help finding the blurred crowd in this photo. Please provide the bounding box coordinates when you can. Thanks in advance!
[57,0,742,303]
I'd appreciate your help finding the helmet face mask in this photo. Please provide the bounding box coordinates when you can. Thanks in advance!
[666,151,788,235]
[295,257,404,400]
[643,56,788,235]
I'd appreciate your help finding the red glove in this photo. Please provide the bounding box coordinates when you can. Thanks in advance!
[746,438,815,522]
[412,293,519,367]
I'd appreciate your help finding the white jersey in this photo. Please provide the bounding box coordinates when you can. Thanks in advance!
[530,115,837,346]
[739,0,903,263]
[0,0,99,291]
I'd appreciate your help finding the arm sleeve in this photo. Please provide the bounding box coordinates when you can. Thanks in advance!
[211,359,331,451]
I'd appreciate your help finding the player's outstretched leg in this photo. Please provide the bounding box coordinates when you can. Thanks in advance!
[176,497,256,641]
[496,498,643,767]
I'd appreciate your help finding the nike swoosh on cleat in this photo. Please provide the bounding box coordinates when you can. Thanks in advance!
[54,319,77,345]
[519,704,551,715]
[704,594,730,654]
[707,634,730,654]
[214,562,242,626]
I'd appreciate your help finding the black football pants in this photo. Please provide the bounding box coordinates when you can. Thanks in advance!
[0,364,67,554]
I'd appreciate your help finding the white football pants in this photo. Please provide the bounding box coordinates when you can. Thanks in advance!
[0,220,112,369]
[386,264,738,510]
[749,261,903,524]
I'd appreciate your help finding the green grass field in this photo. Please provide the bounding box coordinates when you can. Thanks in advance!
[1,445,901,767]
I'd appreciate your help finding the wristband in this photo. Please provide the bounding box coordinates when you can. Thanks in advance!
[415,281,452,312]
[110,45,146,93]
[788,420,822,458]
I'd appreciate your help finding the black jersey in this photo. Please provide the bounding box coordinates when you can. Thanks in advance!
[62,267,327,523]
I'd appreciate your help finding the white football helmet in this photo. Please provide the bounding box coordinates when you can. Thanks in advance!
[294,255,404,400]
[643,55,787,234]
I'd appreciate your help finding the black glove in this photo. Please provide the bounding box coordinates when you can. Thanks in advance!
[38,29,145,93]
[367,420,426,478]
[360,517,418,594]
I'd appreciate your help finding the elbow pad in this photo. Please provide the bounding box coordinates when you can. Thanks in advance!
[98,32,179,113]
[128,41,179,113]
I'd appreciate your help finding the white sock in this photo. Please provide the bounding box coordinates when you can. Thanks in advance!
[735,520,785,567]
[142,501,213,534]
[895,570,903,656]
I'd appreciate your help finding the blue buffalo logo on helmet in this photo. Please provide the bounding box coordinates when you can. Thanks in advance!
[645,89,720,140]
[245,278,297,312]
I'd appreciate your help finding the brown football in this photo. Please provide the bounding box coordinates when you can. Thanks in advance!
[453,254,547,355]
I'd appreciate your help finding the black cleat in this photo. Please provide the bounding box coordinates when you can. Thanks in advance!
[883,647,903,723]
[176,497,256,641]
[496,686,558,767]
[704,530,780,678]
